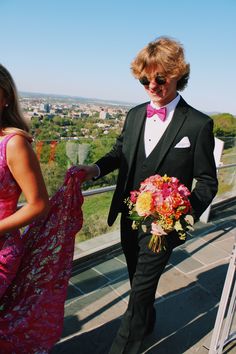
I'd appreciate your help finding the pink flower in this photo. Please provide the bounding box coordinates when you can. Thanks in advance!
[130,190,138,203]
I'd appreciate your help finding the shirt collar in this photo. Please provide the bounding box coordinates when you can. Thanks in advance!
[150,94,180,116]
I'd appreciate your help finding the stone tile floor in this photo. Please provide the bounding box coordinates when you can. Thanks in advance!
[52,199,236,354]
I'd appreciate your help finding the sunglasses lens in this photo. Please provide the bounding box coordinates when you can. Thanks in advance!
[139,77,150,85]
[156,76,166,85]
[139,75,166,86]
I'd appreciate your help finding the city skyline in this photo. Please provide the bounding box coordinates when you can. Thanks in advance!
[1,0,236,115]
[19,90,224,115]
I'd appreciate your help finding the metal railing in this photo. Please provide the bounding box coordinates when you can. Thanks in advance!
[82,163,236,202]
[17,163,236,230]
[218,163,236,170]
[83,185,115,197]
[209,240,236,354]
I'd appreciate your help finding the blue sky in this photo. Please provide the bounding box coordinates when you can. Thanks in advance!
[1,0,236,114]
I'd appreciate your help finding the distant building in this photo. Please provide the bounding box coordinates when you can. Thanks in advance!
[99,108,108,119]
[44,103,51,113]
[81,112,89,118]
[39,102,51,113]
[55,107,63,114]
[39,103,45,112]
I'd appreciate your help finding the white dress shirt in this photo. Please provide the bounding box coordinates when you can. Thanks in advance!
[144,94,180,157]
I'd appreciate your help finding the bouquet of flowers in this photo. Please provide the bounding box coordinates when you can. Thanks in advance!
[125,174,194,253]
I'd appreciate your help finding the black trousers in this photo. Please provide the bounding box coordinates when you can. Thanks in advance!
[109,213,184,354]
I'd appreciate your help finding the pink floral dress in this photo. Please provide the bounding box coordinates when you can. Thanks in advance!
[0,134,85,353]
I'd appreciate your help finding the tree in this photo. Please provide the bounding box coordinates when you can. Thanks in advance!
[212,113,236,137]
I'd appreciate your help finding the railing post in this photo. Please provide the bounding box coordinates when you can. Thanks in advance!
[209,241,236,354]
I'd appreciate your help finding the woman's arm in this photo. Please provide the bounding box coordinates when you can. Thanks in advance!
[0,135,50,235]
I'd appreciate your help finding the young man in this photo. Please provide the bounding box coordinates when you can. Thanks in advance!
[81,36,218,354]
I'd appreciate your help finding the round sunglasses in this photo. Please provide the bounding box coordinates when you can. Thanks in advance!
[139,75,166,86]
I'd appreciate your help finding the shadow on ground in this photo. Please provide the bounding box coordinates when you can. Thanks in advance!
[52,263,228,354]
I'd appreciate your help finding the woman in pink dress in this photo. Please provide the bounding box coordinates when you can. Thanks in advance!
[0,64,85,353]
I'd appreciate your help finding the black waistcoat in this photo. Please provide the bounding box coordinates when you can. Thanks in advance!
[126,120,165,194]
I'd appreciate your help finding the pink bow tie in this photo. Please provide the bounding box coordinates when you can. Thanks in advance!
[146,104,167,121]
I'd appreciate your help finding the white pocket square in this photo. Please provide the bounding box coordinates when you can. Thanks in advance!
[174,136,191,148]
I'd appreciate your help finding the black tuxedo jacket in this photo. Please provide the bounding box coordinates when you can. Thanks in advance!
[96,97,218,226]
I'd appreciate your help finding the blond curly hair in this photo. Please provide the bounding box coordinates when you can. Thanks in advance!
[131,36,190,91]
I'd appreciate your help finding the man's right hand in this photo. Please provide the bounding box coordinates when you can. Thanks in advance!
[77,164,100,181]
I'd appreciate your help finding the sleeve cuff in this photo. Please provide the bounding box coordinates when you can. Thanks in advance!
[92,164,100,181]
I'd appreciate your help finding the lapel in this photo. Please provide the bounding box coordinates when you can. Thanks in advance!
[125,103,147,168]
[152,96,189,170]
[125,97,189,174]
